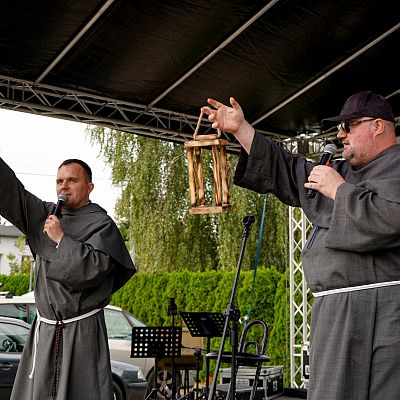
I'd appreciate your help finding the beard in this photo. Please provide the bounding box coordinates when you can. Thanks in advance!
[342,144,372,167]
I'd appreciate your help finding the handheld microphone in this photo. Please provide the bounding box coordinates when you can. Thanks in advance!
[306,143,337,199]
[51,194,68,218]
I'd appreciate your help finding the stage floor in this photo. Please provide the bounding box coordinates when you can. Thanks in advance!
[278,387,307,399]
[213,386,307,399]
[188,385,307,400]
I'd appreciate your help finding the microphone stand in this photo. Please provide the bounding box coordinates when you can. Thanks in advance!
[168,298,178,400]
[207,216,255,400]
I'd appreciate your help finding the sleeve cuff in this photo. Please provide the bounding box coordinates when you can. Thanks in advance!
[55,235,64,249]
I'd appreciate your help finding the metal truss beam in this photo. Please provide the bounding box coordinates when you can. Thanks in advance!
[289,207,312,388]
[0,75,335,158]
[0,75,212,146]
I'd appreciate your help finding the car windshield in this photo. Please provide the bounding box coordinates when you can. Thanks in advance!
[124,312,145,328]
[104,309,133,339]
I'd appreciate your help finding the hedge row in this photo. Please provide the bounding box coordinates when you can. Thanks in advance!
[110,269,290,382]
[0,274,30,295]
[0,270,291,383]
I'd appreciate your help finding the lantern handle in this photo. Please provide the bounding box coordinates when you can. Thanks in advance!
[194,109,221,140]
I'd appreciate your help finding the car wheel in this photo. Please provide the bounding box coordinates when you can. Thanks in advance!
[147,368,181,400]
[113,380,124,400]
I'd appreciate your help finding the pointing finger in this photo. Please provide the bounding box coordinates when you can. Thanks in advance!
[207,98,223,109]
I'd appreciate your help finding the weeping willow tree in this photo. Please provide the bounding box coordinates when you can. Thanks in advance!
[89,126,288,273]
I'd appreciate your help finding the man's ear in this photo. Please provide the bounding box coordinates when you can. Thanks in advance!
[87,182,94,195]
[373,119,385,137]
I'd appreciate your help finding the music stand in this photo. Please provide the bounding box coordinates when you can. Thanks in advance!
[132,326,183,400]
[180,312,224,398]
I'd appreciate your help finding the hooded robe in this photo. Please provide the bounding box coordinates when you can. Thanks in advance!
[0,158,136,400]
[234,133,400,400]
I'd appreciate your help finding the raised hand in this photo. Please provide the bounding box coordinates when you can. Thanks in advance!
[201,97,245,134]
[201,97,255,153]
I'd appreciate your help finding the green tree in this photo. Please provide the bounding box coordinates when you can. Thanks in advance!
[88,127,288,273]
[7,235,33,275]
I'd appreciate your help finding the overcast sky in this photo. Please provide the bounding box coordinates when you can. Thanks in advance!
[0,108,120,220]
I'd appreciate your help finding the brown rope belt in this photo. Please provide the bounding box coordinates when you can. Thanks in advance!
[51,321,63,400]
[29,308,102,399]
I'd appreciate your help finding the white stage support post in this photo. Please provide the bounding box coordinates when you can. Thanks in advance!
[289,206,312,388]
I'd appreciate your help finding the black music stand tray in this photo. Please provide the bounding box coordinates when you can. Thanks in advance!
[132,326,183,400]
[180,312,225,398]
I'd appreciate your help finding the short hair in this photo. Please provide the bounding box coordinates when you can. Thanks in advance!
[58,159,92,182]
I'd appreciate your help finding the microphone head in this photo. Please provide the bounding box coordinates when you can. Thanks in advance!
[58,194,68,203]
[242,215,256,225]
[324,143,337,155]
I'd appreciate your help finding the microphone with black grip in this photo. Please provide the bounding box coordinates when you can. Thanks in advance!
[306,143,337,199]
[51,194,68,218]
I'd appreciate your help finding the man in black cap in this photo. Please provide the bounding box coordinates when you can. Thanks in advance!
[324,90,396,166]
[202,92,399,399]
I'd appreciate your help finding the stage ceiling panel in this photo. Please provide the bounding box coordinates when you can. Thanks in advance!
[0,0,399,155]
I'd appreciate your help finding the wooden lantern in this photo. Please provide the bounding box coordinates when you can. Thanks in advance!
[184,111,231,214]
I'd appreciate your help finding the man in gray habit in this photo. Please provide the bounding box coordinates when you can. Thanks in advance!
[0,158,136,400]
[202,91,399,399]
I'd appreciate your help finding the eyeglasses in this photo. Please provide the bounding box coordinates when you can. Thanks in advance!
[337,118,376,134]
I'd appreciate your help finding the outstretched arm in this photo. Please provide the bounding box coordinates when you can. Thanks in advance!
[0,158,48,234]
[201,97,255,153]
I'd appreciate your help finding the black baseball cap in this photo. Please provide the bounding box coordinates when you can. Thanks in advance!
[324,91,395,123]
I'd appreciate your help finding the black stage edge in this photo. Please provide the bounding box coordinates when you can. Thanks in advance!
[217,387,307,400]
[279,387,308,399]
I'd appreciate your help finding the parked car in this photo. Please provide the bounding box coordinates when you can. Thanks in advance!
[0,316,147,400]
[0,292,187,397]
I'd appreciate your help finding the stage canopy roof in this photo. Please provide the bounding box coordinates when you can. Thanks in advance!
[0,0,399,155]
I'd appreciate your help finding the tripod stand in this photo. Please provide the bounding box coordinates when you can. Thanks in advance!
[168,298,179,400]
[180,311,225,399]
[207,216,255,400]
[131,326,182,400]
